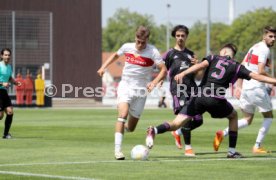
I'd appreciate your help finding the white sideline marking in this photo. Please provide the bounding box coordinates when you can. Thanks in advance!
[0,157,275,167]
[0,170,96,180]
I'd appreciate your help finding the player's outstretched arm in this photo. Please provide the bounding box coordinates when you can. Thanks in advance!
[250,72,276,85]
[97,53,119,77]
[174,60,209,84]
[147,63,167,92]
[190,55,199,65]
[234,78,243,99]
[257,62,271,77]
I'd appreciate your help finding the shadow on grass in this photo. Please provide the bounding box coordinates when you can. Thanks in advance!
[13,136,44,139]
[149,151,275,160]
[196,151,227,155]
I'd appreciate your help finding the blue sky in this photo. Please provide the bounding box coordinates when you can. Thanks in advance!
[102,0,276,27]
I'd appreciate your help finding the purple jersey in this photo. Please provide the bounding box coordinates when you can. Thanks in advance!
[163,48,197,96]
[201,55,251,95]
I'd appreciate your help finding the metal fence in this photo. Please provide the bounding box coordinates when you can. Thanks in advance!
[0,10,52,93]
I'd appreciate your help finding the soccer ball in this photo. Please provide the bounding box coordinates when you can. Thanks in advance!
[131,145,149,160]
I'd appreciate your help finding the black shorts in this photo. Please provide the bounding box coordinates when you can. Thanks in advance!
[0,89,12,111]
[174,95,202,120]
[187,96,233,118]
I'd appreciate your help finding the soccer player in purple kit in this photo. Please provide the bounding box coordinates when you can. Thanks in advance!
[146,43,276,158]
[162,25,203,156]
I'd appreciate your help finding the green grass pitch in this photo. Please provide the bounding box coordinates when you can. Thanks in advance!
[0,108,275,179]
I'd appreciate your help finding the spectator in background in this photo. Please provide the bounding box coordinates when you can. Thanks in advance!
[157,81,167,108]
[15,72,25,106]
[24,72,34,106]
[35,73,45,107]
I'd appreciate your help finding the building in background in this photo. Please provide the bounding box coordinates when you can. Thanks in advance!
[0,0,102,101]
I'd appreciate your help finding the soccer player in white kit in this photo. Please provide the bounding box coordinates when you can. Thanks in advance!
[214,26,276,154]
[97,26,167,160]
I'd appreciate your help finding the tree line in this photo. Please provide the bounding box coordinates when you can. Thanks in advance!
[103,8,276,62]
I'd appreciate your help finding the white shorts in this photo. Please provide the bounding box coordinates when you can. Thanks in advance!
[239,87,272,114]
[117,81,147,118]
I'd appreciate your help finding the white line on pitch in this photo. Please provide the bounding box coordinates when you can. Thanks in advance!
[0,157,276,167]
[0,170,96,180]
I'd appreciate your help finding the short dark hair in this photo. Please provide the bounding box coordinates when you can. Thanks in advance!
[263,25,276,34]
[171,25,189,37]
[136,26,150,39]
[221,43,238,56]
[1,48,12,55]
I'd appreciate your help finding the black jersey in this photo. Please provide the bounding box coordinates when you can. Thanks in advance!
[201,55,251,96]
[163,48,197,96]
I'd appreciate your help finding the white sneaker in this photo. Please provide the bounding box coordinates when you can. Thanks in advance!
[146,126,155,149]
[3,133,12,139]
[185,149,196,157]
[115,151,125,160]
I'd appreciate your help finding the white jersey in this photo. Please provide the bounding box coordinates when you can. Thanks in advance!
[242,41,271,89]
[117,43,163,87]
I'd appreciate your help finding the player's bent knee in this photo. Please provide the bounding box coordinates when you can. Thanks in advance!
[264,112,274,119]
[195,119,203,127]
[244,116,254,125]
[228,110,238,120]
[126,116,139,132]
[126,123,136,132]
[247,119,253,125]
[127,128,135,132]
[7,112,13,116]
[233,110,238,117]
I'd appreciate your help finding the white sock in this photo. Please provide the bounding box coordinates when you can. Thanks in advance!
[223,128,229,137]
[154,127,158,134]
[254,142,261,148]
[185,145,192,150]
[255,118,273,147]
[238,119,249,129]
[115,132,123,152]
[175,128,183,136]
[228,147,236,154]
[223,119,248,136]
